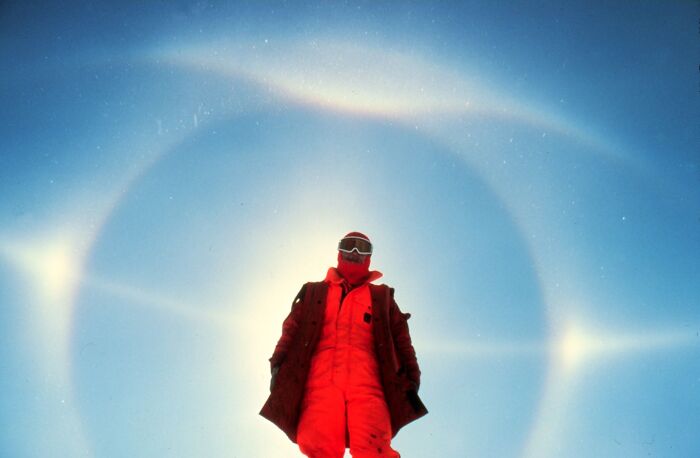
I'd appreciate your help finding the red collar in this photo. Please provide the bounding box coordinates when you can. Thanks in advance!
[324,267,383,285]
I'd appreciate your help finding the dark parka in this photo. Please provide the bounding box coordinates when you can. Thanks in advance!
[259,281,428,443]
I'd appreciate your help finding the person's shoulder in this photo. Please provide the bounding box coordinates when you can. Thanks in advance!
[372,282,394,290]
[299,281,328,294]
[298,280,325,286]
[369,283,395,296]
[305,280,326,287]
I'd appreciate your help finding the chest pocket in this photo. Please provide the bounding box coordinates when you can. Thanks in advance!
[349,288,374,351]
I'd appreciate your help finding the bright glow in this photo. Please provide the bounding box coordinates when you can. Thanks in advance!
[523,316,697,458]
[0,229,88,375]
[0,136,184,457]
[557,322,591,373]
[553,318,694,375]
[0,229,91,456]
[0,232,81,304]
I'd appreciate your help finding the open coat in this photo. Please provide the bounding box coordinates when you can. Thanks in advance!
[259,281,428,443]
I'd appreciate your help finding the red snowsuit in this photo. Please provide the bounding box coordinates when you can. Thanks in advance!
[296,267,399,457]
[260,269,427,454]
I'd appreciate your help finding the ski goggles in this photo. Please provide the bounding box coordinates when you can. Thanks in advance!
[337,236,373,255]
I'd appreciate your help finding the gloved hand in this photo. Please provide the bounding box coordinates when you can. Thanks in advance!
[270,365,280,392]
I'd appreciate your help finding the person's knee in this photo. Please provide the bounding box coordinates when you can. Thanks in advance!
[297,423,345,458]
[298,439,345,458]
[349,447,400,458]
[347,399,397,457]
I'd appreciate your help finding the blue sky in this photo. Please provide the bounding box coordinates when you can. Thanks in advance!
[1,1,699,457]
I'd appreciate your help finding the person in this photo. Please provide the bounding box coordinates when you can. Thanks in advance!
[260,232,427,458]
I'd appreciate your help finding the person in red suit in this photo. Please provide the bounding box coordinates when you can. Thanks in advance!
[260,232,427,458]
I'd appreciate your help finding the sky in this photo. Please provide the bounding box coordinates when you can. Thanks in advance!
[1,1,699,457]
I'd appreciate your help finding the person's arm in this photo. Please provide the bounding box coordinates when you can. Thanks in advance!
[269,283,307,370]
[389,288,421,390]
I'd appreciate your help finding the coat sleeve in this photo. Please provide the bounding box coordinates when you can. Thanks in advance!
[269,283,307,369]
[388,288,421,389]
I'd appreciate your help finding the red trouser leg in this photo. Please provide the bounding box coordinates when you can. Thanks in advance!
[297,384,346,458]
[347,385,400,458]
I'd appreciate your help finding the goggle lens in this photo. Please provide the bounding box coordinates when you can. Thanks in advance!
[338,237,373,255]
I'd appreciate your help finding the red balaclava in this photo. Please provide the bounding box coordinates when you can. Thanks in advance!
[336,231,372,286]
